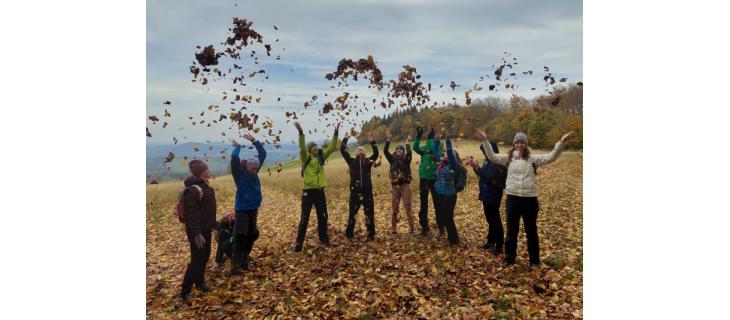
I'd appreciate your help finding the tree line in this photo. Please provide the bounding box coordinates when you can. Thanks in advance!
[356,85,583,149]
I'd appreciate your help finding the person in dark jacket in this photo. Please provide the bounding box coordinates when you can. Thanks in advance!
[384,132,415,234]
[412,127,439,235]
[230,133,266,274]
[181,159,217,303]
[341,132,379,240]
[468,141,507,255]
[433,135,461,245]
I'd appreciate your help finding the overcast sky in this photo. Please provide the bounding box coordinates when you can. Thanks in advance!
[147,0,582,145]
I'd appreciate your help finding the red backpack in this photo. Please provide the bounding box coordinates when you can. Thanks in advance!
[174,185,203,223]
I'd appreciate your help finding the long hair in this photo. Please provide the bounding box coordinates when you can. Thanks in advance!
[507,146,530,162]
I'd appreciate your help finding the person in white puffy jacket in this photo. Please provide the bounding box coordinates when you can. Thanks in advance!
[476,128,574,269]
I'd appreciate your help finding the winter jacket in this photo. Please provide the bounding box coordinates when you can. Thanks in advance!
[412,137,437,180]
[383,140,412,185]
[433,138,458,196]
[482,140,564,197]
[231,141,267,211]
[299,132,339,190]
[341,137,379,191]
[474,141,507,204]
[183,175,217,235]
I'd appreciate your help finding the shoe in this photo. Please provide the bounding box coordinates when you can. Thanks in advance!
[482,242,495,250]
[294,243,303,252]
[182,293,193,304]
[490,247,503,256]
[529,262,540,270]
[501,258,515,267]
[420,229,429,236]
[231,267,242,275]
[197,282,213,293]
[367,236,375,242]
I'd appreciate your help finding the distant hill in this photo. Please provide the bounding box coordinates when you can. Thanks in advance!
[146,142,301,182]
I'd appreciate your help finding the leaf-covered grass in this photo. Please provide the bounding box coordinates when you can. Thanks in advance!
[147,139,583,319]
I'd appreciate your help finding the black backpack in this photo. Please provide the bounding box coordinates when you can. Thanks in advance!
[301,149,325,177]
[455,165,468,192]
[173,185,203,224]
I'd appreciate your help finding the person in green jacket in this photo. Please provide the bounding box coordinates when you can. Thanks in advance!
[412,126,441,235]
[293,121,340,252]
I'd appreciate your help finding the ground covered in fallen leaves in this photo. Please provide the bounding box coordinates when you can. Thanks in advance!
[146,142,582,319]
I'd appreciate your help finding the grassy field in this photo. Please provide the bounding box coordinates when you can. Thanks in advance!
[146,139,583,319]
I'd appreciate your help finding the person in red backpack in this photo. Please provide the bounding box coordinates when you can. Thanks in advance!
[181,159,217,304]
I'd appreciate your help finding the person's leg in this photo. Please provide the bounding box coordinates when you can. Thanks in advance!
[428,179,438,230]
[346,191,362,239]
[181,230,199,296]
[197,229,212,287]
[402,184,415,233]
[391,185,401,233]
[482,201,493,248]
[503,196,521,264]
[232,213,248,269]
[444,195,460,245]
[434,194,444,236]
[418,179,430,234]
[295,190,315,251]
[491,202,504,252]
[242,211,258,268]
[523,198,540,266]
[313,189,330,244]
[364,190,375,240]
[215,222,227,265]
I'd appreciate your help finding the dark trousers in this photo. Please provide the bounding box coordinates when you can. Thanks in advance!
[233,210,259,267]
[346,188,375,239]
[182,228,212,295]
[418,178,438,232]
[296,188,329,246]
[505,195,540,264]
[482,201,504,249]
[435,194,460,245]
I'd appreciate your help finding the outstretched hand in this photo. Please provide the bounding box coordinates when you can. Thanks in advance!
[386,131,392,142]
[475,128,487,141]
[343,132,350,139]
[560,131,575,144]
[243,133,255,142]
[416,127,424,138]
[368,133,375,142]
[406,135,412,143]
[334,122,341,133]
[231,139,240,147]
[294,121,303,132]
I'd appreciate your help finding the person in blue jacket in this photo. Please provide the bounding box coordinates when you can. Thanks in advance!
[468,141,507,255]
[432,134,461,245]
[230,133,266,275]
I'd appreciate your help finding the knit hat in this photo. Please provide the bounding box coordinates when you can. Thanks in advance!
[513,132,528,145]
[306,141,318,152]
[396,145,405,152]
[189,159,208,177]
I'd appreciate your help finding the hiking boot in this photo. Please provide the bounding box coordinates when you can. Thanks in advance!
[197,282,213,293]
[294,243,303,252]
[182,293,193,304]
[490,247,503,256]
[501,258,515,267]
[420,229,430,236]
[242,257,250,271]
[482,242,495,250]
[231,266,242,275]
[529,262,541,270]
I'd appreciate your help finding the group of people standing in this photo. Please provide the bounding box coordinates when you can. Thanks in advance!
[176,121,573,303]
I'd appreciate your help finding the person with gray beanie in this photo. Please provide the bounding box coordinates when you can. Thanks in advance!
[229,133,267,274]
[181,159,217,303]
[476,128,574,269]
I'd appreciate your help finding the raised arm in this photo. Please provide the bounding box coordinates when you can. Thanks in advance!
[383,132,394,163]
[433,138,442,160]
[412,127,425,155]
[405,135,413,163]
[445,138,458,171]
[230,140,243,179]
[532,131,573,167]
[369,138,379,162]
[340,134,352,163]
[295,122,307,162]
[475,129,508,166]
[323,122,340,159]
[244,133,266,172]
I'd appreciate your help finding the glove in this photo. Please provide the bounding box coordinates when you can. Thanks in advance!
[416,127,424,139]
[427,128,435,139]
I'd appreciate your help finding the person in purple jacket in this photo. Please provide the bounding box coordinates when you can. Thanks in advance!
[230,133,266,275]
